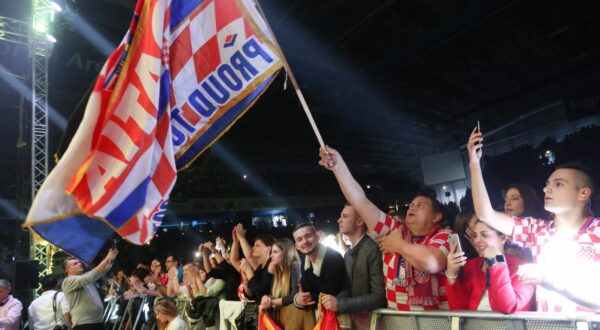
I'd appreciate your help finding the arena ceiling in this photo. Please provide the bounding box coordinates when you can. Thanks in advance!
[1,0,600,200]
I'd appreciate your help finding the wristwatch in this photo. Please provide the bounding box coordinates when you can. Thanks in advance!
[485,255,506,267]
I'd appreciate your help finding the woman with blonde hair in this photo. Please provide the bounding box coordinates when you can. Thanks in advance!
[154,297,188,330]
[260,238,315,330]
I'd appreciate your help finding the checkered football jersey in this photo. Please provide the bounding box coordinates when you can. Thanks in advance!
[512,216,600,312]
[373,212,451,310]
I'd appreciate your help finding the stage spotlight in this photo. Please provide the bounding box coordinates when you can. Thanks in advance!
[51,1,63,12]
[34,22,48,34]
[46,34,57,43]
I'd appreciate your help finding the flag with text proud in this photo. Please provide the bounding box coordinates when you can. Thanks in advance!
[25,0,283,262]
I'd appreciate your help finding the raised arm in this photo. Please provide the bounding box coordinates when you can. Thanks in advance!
[229,228,242,272]
[214,237,226,264]
[166,266,179,297]
[234,223,259,269]
[62,248,118,293]
[467,127,514,235]
[319,146,382,233]
[200,244,214,274]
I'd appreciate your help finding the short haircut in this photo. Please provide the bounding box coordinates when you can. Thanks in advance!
[63,257,78,272]
[0,279,11,289]
[555,162,595,196]
[413,192,443,214]
[40,275,59,291]
[293,222,316,234]
[131,268,150,281]
[255,234,276,247]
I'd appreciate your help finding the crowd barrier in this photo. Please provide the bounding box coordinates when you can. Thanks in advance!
[101,297,600,330]
[369,309,600,330]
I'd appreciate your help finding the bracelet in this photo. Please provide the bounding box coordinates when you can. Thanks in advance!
[445,270,457,279]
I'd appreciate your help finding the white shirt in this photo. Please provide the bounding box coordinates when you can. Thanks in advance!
[28,290,70,330]
[166,315,188,330]
[0,295,22,330]
[304,244,327,277]
[476,289,492,311]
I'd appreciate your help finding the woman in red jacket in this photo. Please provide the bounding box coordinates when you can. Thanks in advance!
[445,218,535,313]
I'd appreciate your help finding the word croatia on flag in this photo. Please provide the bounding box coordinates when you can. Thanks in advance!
[24,0,283,262]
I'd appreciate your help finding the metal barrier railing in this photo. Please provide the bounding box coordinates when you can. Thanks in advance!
[102,296,154,330]
[369,309,600,330]
[102,297,600,330]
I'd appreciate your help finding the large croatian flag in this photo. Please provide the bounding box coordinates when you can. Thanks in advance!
[24,0,283,262]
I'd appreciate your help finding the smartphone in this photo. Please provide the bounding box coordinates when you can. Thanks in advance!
[477,120,480,133]
[448,233,463,254]
[112,238,119,249]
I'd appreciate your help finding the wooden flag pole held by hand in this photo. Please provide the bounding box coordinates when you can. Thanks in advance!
[254,0,325,148]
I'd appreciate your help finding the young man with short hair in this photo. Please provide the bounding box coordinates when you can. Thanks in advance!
[292,223,346,309]
[321,204,386,329]
[319,146,452,311]
[467,127,600,311]
[28,275,72,330]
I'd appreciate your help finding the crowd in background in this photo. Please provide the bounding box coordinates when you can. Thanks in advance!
[1,126,600,329]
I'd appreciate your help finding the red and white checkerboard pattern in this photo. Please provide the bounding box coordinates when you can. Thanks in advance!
[167,0,279,151]
[512,216,600,312]
[374,213,451,310]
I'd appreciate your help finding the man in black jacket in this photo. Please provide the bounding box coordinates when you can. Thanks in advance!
[292,223,346,310]
[322,204,386,329]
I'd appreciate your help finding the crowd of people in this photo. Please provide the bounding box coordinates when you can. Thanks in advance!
[1,127,599,330]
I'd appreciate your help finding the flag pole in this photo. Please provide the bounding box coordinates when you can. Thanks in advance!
[253,0,325,148]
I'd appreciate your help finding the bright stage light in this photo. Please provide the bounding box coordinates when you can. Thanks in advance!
[50,1,63,12]
[34,22,48,34]
[46,34,57,43]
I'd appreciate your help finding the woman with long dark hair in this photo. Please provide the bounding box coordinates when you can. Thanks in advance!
[503,183,546,218]
[259,239,315,330]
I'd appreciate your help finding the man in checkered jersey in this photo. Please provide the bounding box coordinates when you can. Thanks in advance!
[467,127,600,312]
[319,146,452,311]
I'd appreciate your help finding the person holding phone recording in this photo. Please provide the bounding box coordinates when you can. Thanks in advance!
[445,217,534,313]
[467,125,600,312]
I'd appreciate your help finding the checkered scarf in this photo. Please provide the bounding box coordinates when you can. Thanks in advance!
[397,224,443,306]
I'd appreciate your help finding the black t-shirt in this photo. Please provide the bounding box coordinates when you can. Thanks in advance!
[209,261,241,301]
[247,262,273,300]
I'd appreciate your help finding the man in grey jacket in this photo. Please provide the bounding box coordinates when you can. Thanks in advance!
[322,204,386,329]
[62,248,118,330]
